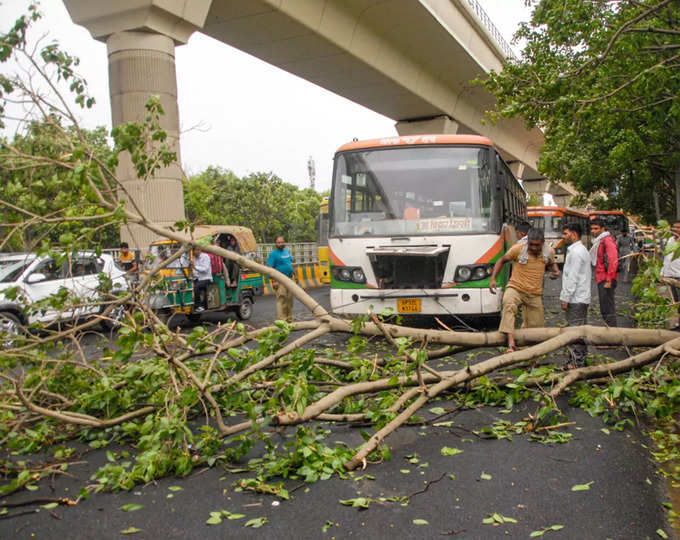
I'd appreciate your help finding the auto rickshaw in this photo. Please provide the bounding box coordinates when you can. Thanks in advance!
[146,225,261,321]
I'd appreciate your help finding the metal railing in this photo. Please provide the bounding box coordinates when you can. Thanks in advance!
[102,245,320,266]
[463,0,516,60]
[256,243,318,265]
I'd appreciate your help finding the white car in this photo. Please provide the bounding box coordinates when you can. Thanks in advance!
[0,252,128,338]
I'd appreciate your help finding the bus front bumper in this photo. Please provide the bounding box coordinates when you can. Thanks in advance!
[330,288,502,316]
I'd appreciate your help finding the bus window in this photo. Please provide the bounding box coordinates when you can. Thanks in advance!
[331,146,500,237]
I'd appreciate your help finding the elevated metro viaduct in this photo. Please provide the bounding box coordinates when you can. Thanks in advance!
[63,0,576,246]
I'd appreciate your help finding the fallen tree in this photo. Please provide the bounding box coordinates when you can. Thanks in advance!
[2,8,680,502]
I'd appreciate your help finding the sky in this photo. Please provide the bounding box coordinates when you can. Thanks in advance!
[0,0,532,193]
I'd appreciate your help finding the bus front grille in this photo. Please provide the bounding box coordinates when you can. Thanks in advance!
[368,252,449,289]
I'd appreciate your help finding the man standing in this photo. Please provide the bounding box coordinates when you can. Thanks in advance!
[266,236,294,322]
[590,218,619,327]
[225,235,241,287]
[119,242,138,274]
[207,237,229,286]
[192,245,212,312]
[616,227,634,282]
[560,223,591,368]
[489,227,560,351]
[661,220,680,328]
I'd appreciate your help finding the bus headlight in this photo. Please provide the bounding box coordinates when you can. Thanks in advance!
[473,266,487,280]
[456,266,472,282]
[455,264,493,283]
[332,266,366,284]
[351,268,365,283]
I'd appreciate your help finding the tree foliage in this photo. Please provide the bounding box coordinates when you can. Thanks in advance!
[480,0,680,222]
[184,167,322,243]
[0,120,118,251]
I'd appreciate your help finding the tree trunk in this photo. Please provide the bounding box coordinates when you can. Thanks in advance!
[653,187,662,223]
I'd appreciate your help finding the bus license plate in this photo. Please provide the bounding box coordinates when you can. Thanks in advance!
[397,299,421,313]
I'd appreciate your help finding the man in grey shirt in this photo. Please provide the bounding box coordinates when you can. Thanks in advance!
[560,222,591,368]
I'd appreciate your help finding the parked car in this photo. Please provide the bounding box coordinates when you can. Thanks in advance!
[0,252,128,339]
[0,252,32,270]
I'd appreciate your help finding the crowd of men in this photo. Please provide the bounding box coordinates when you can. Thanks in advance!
[490,218,635,368]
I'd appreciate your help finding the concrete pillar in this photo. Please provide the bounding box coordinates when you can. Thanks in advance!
[395,115,459,135]
[107,31,184,247]
[62,0,213,249]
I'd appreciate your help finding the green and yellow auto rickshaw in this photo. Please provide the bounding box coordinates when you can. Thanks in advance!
[147,225,262,321]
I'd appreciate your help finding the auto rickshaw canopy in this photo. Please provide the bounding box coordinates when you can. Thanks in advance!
[149,225,257,253]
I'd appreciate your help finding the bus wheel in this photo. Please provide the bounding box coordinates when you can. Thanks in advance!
[237,297,253,320]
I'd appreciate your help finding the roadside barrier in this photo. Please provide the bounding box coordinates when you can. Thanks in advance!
[261,263,326,295]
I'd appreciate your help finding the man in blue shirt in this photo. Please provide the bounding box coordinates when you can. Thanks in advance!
[266,236,294,322]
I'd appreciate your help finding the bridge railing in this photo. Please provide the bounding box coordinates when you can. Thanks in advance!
[256,243,318,265]
[103,244,320,266]
[462,0,516,60]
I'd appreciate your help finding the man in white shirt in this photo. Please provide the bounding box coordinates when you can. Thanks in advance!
[560,222,591,368]
[192,245,213,312]
[661,220,680,328]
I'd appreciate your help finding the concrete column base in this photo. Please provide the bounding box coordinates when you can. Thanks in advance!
[395,115,459,135]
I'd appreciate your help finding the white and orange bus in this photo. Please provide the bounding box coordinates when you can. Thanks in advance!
[527,206,590,264]
[328,134,526,318]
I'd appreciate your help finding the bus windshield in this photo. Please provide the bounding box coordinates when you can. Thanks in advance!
[317,200,329,246]
[330,146,496,237]
[527,216,544,231]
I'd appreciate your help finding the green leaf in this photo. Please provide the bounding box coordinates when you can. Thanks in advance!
[480,472,492,480]
[412,519,429,525]
[530,531,544,537]
[550,525,564,530]
[340,497,370,509]
[206,512,222,525]
[245,517,267,528]
[227,513,245,520]
[120,526,142,534]
[41,502,58,509]
[25,484,38,491]
[571,481,594,491]
[429,407,446,415]
[657,529,669,539]
[168,486,183,492]
[440,446,463,456]
[120,504,144,512]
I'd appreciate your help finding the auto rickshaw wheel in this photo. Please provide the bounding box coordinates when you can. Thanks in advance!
[237,297,253,320]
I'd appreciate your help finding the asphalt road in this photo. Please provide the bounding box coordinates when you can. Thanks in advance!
[1,278,673,539]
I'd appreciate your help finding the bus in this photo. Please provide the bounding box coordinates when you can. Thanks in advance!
[328,134,526,317]
[527,206,590,264]
[317,197,330,284]
[589,210,629,234]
